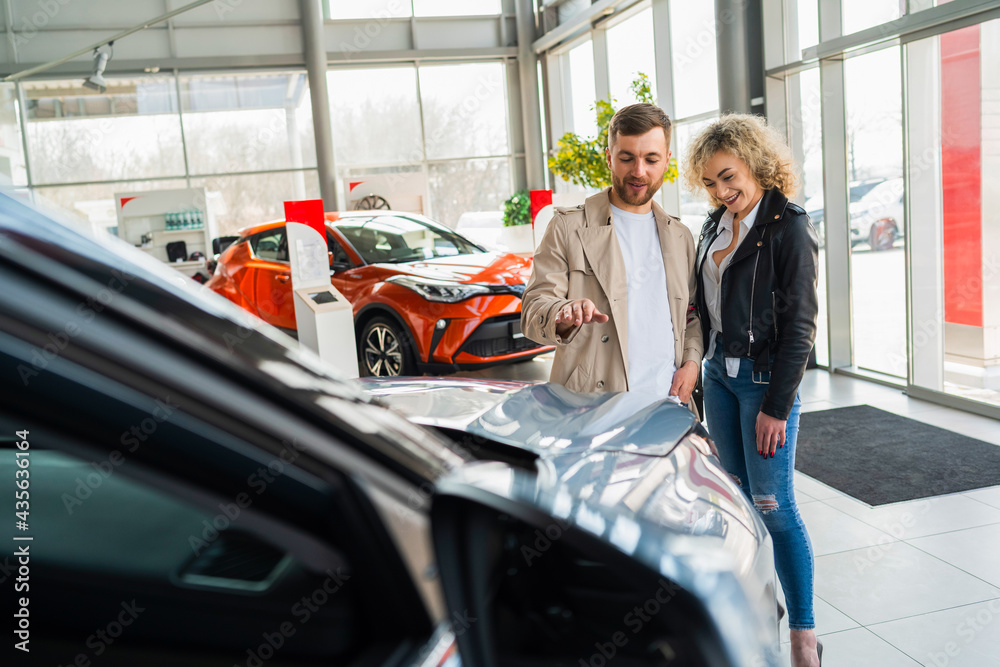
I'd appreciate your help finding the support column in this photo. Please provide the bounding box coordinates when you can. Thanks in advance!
[514,0,545,190]
[299,0,341,211]
[592,25,610,104]
[905,34,945,391]
[715,0,752,113]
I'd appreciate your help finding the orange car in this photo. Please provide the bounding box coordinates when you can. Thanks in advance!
[207,211,552,376]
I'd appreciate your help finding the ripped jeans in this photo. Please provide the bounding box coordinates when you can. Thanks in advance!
[703,352,815,630]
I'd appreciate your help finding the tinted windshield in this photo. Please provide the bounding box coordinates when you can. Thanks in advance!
[337,215,482,264]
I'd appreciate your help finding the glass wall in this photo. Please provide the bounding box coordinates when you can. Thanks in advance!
[328,0,501,19]
[845,46,906,378]
[788,67,828,367]
[14,60,514,233]
[842,0,902,35]
[668,1,720,120]
[327,60,514,227]
[567,40,598,139]
[179,73,316,175]
[606,7,656,106]
[23,77,185,185]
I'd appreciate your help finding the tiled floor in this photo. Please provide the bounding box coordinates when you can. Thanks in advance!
[453,355,1000,666]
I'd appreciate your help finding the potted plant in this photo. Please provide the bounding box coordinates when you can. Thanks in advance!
[548,73,678,191]
[499,189,534,254]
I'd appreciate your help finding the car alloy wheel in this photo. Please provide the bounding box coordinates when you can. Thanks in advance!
[364,324,403,376]
[360,317,415,377]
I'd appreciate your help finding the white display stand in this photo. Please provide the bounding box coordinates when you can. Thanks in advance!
[115,188,217,279]
[286,222,358,379]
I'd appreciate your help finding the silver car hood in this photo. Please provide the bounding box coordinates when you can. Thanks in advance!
[359,377,697,457]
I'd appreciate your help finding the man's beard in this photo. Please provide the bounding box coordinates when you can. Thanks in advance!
[611,172,664,207]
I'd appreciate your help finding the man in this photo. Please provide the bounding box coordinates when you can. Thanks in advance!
[521,103,702,409]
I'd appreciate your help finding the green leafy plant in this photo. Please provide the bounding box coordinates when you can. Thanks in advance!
[548,73,678,190]
[503,189,531,227]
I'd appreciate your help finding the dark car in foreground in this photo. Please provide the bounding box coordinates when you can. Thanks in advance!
[0,194,779,667]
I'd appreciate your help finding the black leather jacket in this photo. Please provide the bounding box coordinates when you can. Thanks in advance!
[695,188,819,420]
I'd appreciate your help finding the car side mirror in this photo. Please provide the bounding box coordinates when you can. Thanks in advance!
[331,259,352,273]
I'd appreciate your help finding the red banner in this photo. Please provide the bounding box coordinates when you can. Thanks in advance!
[284,199,326,238]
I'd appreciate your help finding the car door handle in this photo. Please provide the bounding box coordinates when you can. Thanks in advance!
[276,274,290,283]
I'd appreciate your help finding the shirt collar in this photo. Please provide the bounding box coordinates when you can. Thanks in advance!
[719,196,763,234]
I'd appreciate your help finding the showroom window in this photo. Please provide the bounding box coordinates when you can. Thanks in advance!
[786,67,828,367]
[327,66,423,166]
[22,76,186,185]
[191,171,321,234]
[427,157,511,229]
[328,61,514,227]
[328,0,411,20]
[413,0,501,17]
[842,0,903,35]
[675,118,717,238]
[606,7,657,107]
[669,1,720,120]
[845,46,906,379]
[178,73,317,175]
[418,62,509,160]
[328,0,501,19]
[567,39,598,139]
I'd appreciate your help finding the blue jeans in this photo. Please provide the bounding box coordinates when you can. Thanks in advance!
[703,352,815,630]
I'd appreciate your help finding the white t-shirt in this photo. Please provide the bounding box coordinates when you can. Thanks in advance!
[610,204,677,400]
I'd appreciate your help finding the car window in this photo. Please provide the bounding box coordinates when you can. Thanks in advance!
[336,215,481,264]
[250,228,288,262]
[0,439,364,664]
[327,234,352,267]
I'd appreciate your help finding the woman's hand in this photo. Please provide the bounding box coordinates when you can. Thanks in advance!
[756,411,786,458]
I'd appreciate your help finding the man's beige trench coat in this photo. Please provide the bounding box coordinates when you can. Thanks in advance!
[521,188,704,396]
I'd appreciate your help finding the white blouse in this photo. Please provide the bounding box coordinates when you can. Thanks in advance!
[702,197,763,377]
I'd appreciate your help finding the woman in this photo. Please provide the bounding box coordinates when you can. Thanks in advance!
[685,114,821,667]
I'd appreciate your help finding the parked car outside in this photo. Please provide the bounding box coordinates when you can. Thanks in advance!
[803,178,886,250]
[850,177,904,251]
[0,193,781,666]
[207,211,552,377]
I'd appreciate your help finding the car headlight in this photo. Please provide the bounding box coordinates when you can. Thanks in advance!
[386,275,491,303]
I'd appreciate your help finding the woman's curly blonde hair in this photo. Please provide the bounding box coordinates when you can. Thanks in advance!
[683,113,798,207]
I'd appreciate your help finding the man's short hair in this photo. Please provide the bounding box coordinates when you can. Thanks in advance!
[608,103,672,149]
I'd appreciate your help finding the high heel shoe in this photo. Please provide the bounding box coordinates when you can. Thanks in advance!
[817,639,823,666]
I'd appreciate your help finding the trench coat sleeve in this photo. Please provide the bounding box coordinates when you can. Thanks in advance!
[520,211,581,347]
